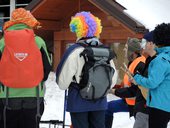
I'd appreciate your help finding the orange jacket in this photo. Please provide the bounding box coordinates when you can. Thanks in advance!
[123,56,146,105]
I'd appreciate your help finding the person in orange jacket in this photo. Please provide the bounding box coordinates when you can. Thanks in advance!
[105,38,146,128]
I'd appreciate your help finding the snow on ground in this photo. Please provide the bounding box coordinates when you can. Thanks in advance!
[40,72,170,128]
[40,72,71,128]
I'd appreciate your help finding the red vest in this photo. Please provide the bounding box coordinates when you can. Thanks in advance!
[124,56,146,105]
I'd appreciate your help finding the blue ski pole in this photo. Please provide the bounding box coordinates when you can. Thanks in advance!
[63,90,67,128]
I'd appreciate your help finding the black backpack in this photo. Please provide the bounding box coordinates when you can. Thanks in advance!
[79,44,115,100]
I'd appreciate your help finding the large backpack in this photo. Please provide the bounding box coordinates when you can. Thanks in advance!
[79,44,115,100]
[0,29,44,88]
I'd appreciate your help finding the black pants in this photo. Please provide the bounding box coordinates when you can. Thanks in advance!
[0,99,44,128]
[70,110,105,128]
[149,107,170,128]
[0,100,3,127]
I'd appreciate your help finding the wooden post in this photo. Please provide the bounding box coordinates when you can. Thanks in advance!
[53,40,62,71]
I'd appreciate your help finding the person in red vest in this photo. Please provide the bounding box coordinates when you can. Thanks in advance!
[0,8,51,128]
[105,38,146,128]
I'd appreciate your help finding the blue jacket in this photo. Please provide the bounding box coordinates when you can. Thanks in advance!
[56,38,117,112]
[134,46,170,112]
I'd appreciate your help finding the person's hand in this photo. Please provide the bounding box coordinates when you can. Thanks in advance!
[121,63,134,78]
[129,77,137,85]
[120,62,137,85]
[108,89,116,95]
[113,84,122,89]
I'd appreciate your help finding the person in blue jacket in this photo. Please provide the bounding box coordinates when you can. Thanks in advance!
[56,11,118,128]
[133,23,170,128]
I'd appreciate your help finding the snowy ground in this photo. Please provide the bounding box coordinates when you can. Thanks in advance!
[40,72,170,128]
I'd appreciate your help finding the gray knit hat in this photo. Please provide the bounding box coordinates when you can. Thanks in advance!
[127,38,141,53]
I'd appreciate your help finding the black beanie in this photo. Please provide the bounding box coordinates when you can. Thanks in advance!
[143,31,154,42]
[153,23,170,46]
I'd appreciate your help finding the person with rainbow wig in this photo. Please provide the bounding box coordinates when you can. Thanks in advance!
[69,11,102,40]
[56,11,118,128]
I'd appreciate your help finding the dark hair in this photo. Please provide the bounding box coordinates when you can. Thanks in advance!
[153,23,170,46]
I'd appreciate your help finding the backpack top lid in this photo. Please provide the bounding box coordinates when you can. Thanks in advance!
[81,46,112,62]
[0,29,44,88]
[78,37,116,62]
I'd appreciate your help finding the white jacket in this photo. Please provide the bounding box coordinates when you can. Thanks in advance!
[57,45,118,90]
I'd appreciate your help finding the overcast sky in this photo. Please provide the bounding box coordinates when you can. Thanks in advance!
[116,0,170,31]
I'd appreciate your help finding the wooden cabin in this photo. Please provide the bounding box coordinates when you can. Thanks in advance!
[25,0,147,82]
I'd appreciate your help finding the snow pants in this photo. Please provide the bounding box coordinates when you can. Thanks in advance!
[70,110,105,128]
[149,107,170,128]
[0,98,44,128]
[133,112,148,128]
[105,99,129,128]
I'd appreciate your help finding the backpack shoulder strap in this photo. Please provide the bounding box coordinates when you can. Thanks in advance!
[56,43,83,82]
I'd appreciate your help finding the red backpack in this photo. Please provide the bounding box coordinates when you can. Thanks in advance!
[0,29,44,88]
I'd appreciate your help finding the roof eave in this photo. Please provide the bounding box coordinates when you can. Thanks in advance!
[89,0,147,34]
[25,0,42,11]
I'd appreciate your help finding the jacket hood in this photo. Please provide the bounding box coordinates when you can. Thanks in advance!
[77,37,102,46]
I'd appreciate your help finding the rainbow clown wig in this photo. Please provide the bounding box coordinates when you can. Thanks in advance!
[69,11,102,39]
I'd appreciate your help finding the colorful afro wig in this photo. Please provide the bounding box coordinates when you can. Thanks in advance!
[69,11,102,39]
